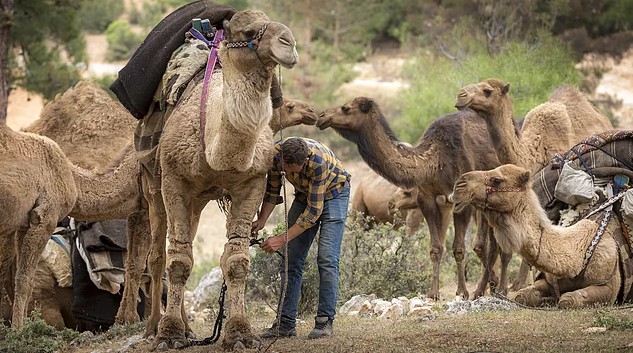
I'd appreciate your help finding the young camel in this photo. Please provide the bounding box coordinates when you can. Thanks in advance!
[352,169,423,235]
[387,186,423,234]
[0,124,78,330]
[317,97,501,300]
[455,78,614,293]
[450,164,632,308]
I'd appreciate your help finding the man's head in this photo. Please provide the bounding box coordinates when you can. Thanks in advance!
[280,137,309,173]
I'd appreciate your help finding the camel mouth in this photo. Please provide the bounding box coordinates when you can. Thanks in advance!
[270,44,299,69]
[316,119,331,130]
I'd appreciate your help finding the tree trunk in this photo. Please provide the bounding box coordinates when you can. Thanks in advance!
[0,0,15,125]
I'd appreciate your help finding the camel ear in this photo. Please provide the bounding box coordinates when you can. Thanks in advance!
[501,83,510,95]
[518,170,530,186]
[223,19,231,37]
[358,98,374,114]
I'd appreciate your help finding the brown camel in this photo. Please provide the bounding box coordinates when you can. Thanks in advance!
[386,186,423,235]
[455,78,613,174]
[455,78,615,293]
[23,80,137,170]
[102,10,299,350]
[450,164,632,308]
[0,124,78,330]
[352,169,423,235]
[317,97,501,300]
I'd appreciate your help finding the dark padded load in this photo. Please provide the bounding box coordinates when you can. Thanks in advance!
[109,1,236,119]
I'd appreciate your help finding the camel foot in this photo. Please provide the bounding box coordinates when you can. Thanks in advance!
[115,307,140,326]
[154,315,188,350]
[508,288,540,307]
[471,289,485,300]
[558,290,587,309]
[456,289,469,300]
[221,315,262,351]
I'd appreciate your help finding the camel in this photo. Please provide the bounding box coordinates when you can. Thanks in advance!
[450,164,633,308]
[0,124,78,330]
[454,78,614,293]
[352,169,423,235]
[386,186,423,235]
[455,78,613,174]
[94,10,298,350]
[317,97,501,300]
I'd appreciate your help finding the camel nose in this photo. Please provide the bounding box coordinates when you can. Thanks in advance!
[447,193,454,203]
[318,111,325,118]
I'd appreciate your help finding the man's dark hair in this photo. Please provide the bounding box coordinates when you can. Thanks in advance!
[281,138,309,165]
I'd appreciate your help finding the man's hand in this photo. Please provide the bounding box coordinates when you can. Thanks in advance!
[251,218,266,238]
[260,235,287,253]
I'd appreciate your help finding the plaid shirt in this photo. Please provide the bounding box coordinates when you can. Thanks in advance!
[264,138,351,229]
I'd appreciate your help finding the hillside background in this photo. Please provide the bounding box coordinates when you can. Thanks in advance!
[5,0,633,286]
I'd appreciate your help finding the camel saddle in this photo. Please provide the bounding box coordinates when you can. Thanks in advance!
[532,130,633,303]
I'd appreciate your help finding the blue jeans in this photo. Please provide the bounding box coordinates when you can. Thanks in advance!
[278,185,350,328]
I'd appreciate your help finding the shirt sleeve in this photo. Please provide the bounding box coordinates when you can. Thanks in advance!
[294,161,327,229]
[263,158,284,205]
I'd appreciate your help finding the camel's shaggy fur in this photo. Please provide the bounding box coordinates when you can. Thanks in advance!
[0,125,78,330]
[317,97,500,300]
[352,169,423,235]
[23,81,137,171]
[451,164,629,308]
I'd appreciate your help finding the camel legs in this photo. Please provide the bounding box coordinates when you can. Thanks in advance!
[509,260,532,292]
[220,178,265,351]
[115,192,151,326]
[509,278,558,307]
[418,195,452,300]
[472,217,498,299]
[451,206,471,299]
[144,178,168,338]
[12,203,56,330]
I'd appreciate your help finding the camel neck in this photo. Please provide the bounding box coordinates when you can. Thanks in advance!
[502,193,595,278]
[482,101,527,167]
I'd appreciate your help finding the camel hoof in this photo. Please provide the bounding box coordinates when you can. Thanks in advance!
[186,330,197,339]
[233,341,246,350]
[173,341,185,349]
[155,342,169,351]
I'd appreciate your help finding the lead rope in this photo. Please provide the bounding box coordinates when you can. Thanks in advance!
[260,66,289,353]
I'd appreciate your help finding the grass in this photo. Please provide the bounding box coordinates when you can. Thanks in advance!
[63,303,633,353]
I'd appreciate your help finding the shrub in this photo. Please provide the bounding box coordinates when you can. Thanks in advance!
[0,311,79,353]
[79,0,124,33]
[105,20,143,62]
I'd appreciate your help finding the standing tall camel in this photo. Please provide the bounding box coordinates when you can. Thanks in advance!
[450,164,633,308]
[455,78,614,292]
[0,124,78,330]
[110,10,299,350]
[455,78,613,174]
[317,97,500,300]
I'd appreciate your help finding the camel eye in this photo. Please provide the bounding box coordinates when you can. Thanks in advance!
[490,177,503,187]
[483,88,493,97]
[287,102,295,111]
[341,105,350,114]
[244,29,256,38]
[403,191,412,197]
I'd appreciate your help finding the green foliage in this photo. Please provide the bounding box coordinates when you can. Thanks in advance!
[396,29,580,142]
[593,312,633,330]
[0,311,79,353]
[105,20,142,62]
[339,213,432,301]
[10,0,86,100]
[79,0,124,33]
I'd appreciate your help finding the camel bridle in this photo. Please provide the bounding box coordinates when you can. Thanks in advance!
[482,178,526,211]
[225,23,269,49]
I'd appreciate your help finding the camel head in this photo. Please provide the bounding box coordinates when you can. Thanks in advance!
[449,164,530,213]
[388,188,418,215]
[222,10,298,70]
[455,78,511,115]
[316,97,377,131]
[279,99,318,126]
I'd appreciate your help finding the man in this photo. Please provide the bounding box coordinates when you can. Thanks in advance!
[251,137,351,339]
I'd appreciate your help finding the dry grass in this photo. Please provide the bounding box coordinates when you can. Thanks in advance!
[63,304,633,353]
